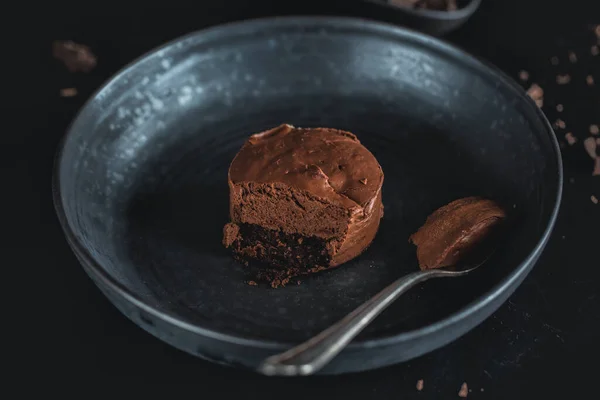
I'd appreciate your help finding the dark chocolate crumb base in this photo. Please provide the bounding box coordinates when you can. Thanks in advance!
[228,223,334,288]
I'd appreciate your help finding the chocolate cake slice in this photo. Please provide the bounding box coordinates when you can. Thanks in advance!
[223,124,384,286]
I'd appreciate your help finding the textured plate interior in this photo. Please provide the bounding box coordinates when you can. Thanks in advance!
[57,19,559,347]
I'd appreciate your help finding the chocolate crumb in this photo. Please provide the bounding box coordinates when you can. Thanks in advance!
[518,70,529,81]
[591,125,599,135]
[556,74,571,84]
[568,51,578,63]
[587,75,595,86]
[595,25,600,38]
[60,88,77,97]
[592,195,598,204]
[556,104,564,112]
[554,119,566,129]
[594,158,600,176]
[584,137,598,159]
[459,382,469,398]
[592,45,599,56]
[52,40,97,73]
[359,178,368,185]
[416,379,424,391]
[551,56,559,65]
[526,83,544,108]
[270,279,281,288]
[565,132,577,145]
[247,280,258,286]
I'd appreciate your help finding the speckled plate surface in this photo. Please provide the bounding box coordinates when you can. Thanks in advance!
[53,17,562,374]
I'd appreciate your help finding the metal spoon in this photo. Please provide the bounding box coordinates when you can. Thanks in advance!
[258,256,490,376]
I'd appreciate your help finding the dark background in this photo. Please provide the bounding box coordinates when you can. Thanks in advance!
[7,0,599,397]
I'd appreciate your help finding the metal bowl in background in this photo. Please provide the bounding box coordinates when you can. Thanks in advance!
[362,0,482,36]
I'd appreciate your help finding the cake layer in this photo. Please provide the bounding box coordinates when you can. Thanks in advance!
[228,181,351,240]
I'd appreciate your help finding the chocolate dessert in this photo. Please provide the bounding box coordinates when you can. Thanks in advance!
[223,124,384,287]
[410,197,506,270]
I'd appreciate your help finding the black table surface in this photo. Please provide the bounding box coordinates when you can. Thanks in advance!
[7,0,599,396]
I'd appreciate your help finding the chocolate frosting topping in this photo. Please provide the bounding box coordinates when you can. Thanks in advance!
[228,124,384,209]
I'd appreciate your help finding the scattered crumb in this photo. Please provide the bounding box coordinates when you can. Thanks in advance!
[565,132,577,145]
[584,137,598,159]
[526,83,544,108]
[590,125,599,135]
[247,280,258,286]
[554,119,566,129]
[458,382,469,398]
[52,40,97,72]
[592,45,599,56]
[587,75,595,86]
[556,104,564,112]
[551,56,559,65]
[519,70,529,81]
[595,25,600,38]
[359,178,368,185]
[416,379,424,391]
[60,88,77,97]
[480,388,485,392]
[594,158,600,176]
[556,74,571,84]
[568,51,578,63]
[592,195,598,204]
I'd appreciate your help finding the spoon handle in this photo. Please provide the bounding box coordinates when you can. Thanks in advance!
[258,268,466,376]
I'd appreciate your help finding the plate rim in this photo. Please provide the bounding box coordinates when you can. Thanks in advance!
[52,15,563,351]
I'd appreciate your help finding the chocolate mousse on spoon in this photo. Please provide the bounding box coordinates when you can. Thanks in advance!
[259,196,507,376]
